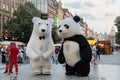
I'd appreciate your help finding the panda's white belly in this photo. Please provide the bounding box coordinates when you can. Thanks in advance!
[63,41,80,67]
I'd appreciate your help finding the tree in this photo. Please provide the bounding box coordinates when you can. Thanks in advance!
[52,25,62,43]
[7,2,41,43]
[87,37,95,40]
[114,16,120,44]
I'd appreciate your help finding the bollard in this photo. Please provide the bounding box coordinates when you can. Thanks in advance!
[10,75,17,80]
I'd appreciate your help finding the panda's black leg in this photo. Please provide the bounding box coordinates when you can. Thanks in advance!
[65,64,75,75]
[74,61,90,77]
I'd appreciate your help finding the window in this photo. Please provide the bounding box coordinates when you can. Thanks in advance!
[41,0,48,13]
[15,8,17,11]
[6,4,8,10]
[11,7,14,13]
[3,4,5,8]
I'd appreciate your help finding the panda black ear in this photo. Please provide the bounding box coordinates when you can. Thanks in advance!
[73,15,80,23]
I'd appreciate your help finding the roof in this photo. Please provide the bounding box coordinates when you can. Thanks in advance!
[97,40,111,44]
[0,41,25,46]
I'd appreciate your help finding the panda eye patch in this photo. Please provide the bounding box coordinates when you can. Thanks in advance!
[64,24,69,29]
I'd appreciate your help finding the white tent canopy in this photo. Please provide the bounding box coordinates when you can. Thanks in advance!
[0,41,25,46]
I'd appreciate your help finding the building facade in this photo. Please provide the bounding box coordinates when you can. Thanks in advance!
[27,0,58,26]
[110,26,116,46]
[0,0,25,40]
[56,0,63,27]
[0,0,59,40]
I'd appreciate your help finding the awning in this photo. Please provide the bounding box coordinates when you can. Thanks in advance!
[0,41,25,46]
[87,40,97,45]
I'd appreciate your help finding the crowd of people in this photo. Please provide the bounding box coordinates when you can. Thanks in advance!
[52,43,102,65]
[0,42,27,75]
[0,41,117,75]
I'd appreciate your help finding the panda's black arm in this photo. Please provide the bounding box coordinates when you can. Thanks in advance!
[77,35,92,63]
[58,44,65,64]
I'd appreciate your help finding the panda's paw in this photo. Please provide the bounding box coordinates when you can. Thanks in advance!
[75,72,88,77]
[65,71,75,75]
[75,72,81,76]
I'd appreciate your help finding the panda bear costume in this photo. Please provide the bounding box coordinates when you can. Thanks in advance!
[58,15,92,76]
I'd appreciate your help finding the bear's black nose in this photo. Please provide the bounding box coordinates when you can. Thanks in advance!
[41,29,45,32]
[59,30,62,32]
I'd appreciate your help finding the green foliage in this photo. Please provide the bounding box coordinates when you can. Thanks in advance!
[7,2,41,43]
[87,37,95,40]
[52,25,62,43]
[115,16,120,44]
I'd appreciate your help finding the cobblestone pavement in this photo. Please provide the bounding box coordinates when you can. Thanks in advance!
[0,64,120,80]
[0,51,120,80]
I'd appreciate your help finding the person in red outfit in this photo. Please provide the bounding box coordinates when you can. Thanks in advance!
[8,42,19,75]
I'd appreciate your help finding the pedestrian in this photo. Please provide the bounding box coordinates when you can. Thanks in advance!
[18,50,24,63]
[91,43,97,65]
[55,46,60,64]
[8,42,19,75]
[4,45,13,73]
[96,44,101,60]
[18,45,24,63]
[1,47,6,63]
[4,50,9,73]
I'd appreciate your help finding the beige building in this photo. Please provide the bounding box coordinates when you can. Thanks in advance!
[0,0,25,39]
[110,26,116,46]
[57,0,63,23]
[27,0,58,26]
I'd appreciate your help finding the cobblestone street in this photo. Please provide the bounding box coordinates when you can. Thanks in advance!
[0,51,120,80]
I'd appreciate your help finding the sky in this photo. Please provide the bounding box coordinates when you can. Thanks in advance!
[58,0,120,34]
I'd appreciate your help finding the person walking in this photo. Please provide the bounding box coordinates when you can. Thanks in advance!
[96,45,101,60]
[8,42,19,75]
[1,47,6,63]
[4,45,13,73]
[4,51,9,73]
[55,46,60,64]
[91,43,97,65]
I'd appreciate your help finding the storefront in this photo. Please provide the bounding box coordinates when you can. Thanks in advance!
[0,41,25,48]
[97,40,112,54]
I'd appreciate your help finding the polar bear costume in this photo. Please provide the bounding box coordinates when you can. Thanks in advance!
[26,17,54,75]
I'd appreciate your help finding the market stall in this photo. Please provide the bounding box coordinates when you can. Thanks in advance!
[97,40,112,54]
[0,41,25,48]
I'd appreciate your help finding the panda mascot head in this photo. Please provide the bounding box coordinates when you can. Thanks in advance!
[58,15,83,38]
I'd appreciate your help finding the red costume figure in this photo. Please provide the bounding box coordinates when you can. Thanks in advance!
[8,42,19,75]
